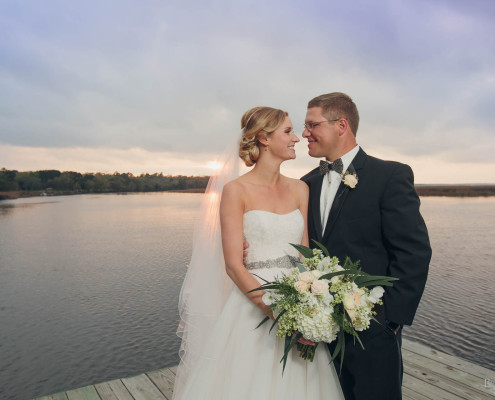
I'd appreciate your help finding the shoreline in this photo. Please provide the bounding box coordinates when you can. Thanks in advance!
[0,188,205,200]
[1,185,495,201]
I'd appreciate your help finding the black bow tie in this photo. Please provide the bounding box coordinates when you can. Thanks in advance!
[319,159,343,175]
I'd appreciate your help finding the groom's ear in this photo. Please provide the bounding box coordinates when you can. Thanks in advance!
[337,118,349,136]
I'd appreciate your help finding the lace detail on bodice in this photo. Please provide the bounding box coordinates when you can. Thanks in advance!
[243,209,304,269]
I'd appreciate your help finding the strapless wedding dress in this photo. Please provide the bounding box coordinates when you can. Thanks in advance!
[178,209,344,400]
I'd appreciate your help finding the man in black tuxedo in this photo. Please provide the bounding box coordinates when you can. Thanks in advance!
[301,92,431,400]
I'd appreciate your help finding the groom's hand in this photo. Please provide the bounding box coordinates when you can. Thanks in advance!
[243,239,249,265]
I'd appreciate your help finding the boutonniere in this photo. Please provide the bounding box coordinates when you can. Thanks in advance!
[341,170,358,189]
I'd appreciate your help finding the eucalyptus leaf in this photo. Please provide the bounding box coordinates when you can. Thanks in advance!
[312,239,330,257]
[289,243,314,258]
[296,262,307,273]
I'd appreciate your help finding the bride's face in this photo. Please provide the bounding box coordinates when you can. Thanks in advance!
[268,116,300,160]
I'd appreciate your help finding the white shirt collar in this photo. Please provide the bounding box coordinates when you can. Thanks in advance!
[326,145,360,174]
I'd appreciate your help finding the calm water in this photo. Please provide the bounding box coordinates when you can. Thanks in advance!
[0,193,494,400]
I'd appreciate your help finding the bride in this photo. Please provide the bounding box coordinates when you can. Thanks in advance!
[173,106,344,399]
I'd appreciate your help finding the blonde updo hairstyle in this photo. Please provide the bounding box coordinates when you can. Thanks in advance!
[239,106,288,167]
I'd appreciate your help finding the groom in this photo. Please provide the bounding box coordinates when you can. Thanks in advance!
[301,92,431,400]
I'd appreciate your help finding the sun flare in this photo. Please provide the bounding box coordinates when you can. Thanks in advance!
[205,161,223,170]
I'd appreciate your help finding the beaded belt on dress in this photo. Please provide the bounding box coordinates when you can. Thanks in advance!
[245,255,299,271]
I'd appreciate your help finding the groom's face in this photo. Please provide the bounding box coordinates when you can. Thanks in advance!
[303,107,339,159]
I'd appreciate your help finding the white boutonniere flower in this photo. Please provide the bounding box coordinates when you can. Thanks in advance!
[342,171,358,189]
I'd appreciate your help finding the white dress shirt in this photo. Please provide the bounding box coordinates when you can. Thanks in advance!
[320,145,360,232]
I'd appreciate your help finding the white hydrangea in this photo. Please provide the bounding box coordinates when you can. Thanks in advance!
[296,305,339,343]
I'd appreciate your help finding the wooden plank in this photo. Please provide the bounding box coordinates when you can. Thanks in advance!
[147,369,175,400]
[403,373,464,400]
[402,386,432,400]
[404,360,493,400]
[404,348,494,396]
[121,373,167,400]
[66,385,101,400]
[403,339,494,379]
[35,393,69,400]
[94,379,134,400]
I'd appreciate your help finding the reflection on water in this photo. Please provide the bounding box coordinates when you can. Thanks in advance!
[0,193,200,400]
[0,194,494,400]
[403,197,495,368]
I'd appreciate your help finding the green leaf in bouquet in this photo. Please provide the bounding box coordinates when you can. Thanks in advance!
[255,315,270,329]
[370,315,381,325]
[311,239,330,257]
[331,331,343,361]
[354,275,398,288]
[247,284,282,293]
[358,280,395,288]
[251,273,270,283]
[330,331,346,374]
[342,256,360,270]
[351,329,365,350]
[280,332,301,374]
[281,331,303,374]
[289,243,314,258]
[319,269,355,281]
[296,262,307,273]
[270,309,287,334]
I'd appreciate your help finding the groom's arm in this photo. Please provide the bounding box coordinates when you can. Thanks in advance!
[380,163,431,326]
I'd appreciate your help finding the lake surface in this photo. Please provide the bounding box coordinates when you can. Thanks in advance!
[0,193,494,400]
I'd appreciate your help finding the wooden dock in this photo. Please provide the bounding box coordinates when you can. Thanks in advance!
[35,339,495,400]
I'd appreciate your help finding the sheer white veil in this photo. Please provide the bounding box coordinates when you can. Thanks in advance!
[172,136,240,399]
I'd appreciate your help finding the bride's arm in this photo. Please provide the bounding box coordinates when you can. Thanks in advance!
[220,181,273,318]
[296,180,310,247]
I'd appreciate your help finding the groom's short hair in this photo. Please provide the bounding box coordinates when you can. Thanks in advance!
[308,92,360,136]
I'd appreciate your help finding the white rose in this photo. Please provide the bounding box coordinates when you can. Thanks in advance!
[294,280,310,292]
[343,174,358,188]
[311,270,323,280]
[298,271,314,283]
[343,293,355,309]
[311,280,329,295]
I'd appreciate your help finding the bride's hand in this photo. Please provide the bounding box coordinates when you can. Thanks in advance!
[261,305,275,320]
[293,331,315,346]
[242,238,249,265]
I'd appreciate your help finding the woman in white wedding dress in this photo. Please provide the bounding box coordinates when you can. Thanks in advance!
[173,107,344,400]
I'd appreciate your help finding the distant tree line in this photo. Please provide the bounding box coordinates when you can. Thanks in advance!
[0,168,210,193]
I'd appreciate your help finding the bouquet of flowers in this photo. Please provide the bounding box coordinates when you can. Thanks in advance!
[249,240,398,373]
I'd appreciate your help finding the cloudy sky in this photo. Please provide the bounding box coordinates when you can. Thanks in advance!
[1,0,494,183]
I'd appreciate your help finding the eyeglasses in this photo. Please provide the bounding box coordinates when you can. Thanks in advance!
[304,119,340,131]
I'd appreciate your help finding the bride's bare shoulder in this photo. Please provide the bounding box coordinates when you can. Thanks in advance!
[221,177,248,203]
[283,176,309,194]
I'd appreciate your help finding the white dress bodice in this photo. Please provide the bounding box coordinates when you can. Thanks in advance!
[243,209,304,269]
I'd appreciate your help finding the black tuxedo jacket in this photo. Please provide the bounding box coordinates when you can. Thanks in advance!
[301,148,431,325]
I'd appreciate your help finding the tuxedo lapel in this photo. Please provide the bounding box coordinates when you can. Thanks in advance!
[308,173,324,241]
[322,148,368,242]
